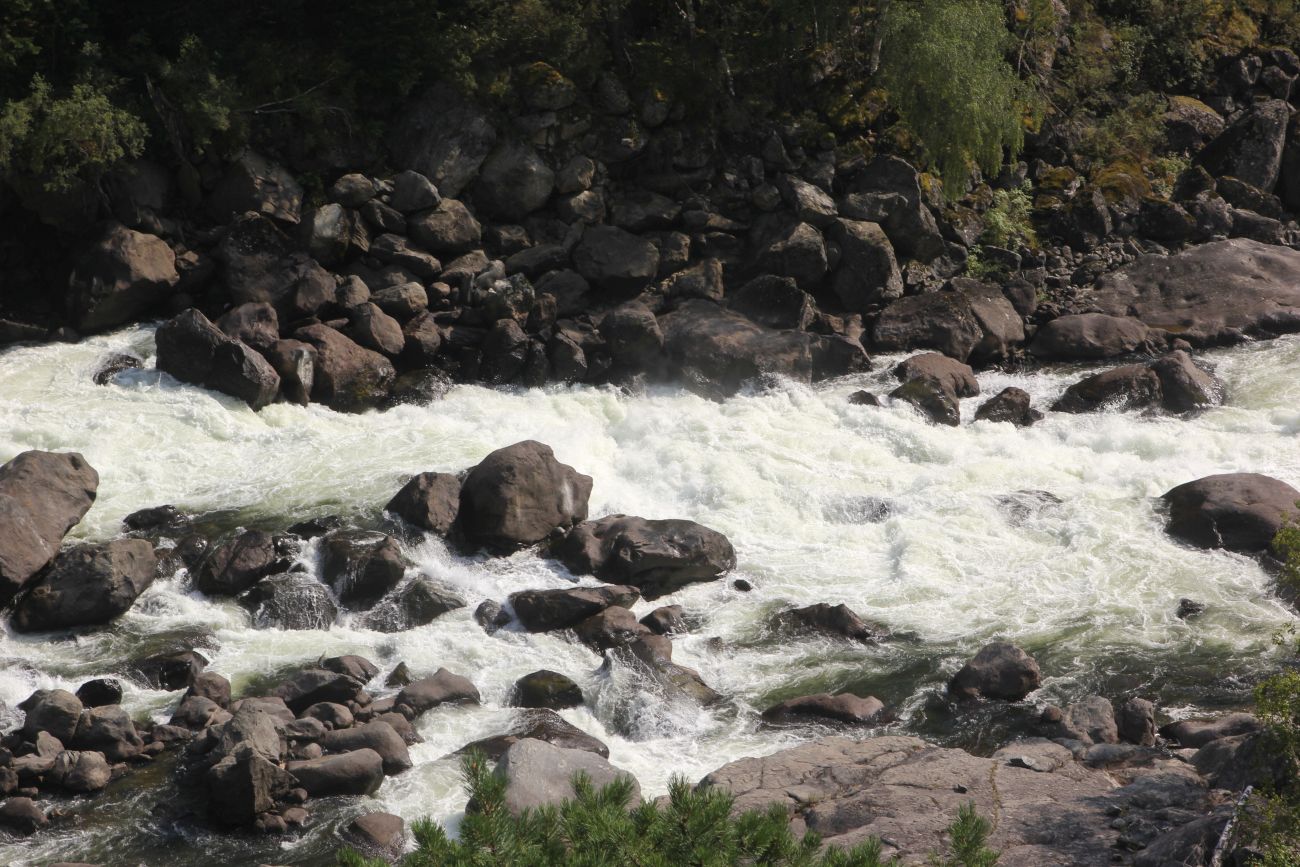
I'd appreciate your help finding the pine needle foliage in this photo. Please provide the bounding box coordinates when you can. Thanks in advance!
[338,749,896,867]
[339,752,1006,867]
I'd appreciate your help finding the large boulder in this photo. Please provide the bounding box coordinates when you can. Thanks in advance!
[320,531,406,609]
[208,151,303,224]
[395,668,480,716]
[948,643,1041,701]
[599,302,665,370]
[509,584,641,632]
[573,226,660,294]
[457,441,592,552]
[1195,99,1292,192]
[1053,351,1221,414]
[386,472,461,536]
[574,606,650,651]
[71,705,145,761]
[893,353,979,398]
[1029,314,1152,360]
[728,275,817,331]
[12,539,156,631]
[155,309,280,410]
[973,387,1042,427]
[0,451,98,603]
[827,219,903,313]
[361,575,465,632]
[273,669,366,715]
[552,515,736,599]
[695,734,1183,863]
[293,324,395,412]
[217,302,279,352]
[1089,240,1300,346]
[20,689,84,742]
[408,199,482,255]
[473,141,554,220]
[756,221,828,290]
[510,670,584,710]
[286,748,384,797]
[389,82,498,198]
[659,300,869,397]
[217,214,333,317]
[1162,473,1300,552]
[68,222,178,332]
[873,282,1023,364]
[494,738,640,816]
[773,603,887,643]
[238,573,339,630]
[195,529,277,596]
[47,749,111,792]
[841,156,947,262]
[206,742,296,827]
[318,721,411,775]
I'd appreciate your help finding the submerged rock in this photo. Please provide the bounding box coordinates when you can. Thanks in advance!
[762,693,885,726]
[459,708,608,760]
[773,603,887,643]
[509,670,584,710]
[509,585,640,632]
[1053,351,1221,414]
[238,573,339,630]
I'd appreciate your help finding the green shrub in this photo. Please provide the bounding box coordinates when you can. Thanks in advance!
[980,184,1037,250]
[0,70,146,190]
[339,751,1001,867]
[929,802,999,867]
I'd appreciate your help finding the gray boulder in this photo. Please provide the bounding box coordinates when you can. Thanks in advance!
[318,721,411,775]
[948,643,1041,701]
[293,323,395,412]
[873,282,1023,364]
[20,689,84,742]
[195,529,277,596]
[12,539,157,631]
[68,222,178,332]
[217,302,279,352]
[408,199,482,254]
[1053,351,1221,414]
[510,670,583,710]
[286,748,384,796]
[389,82,497,198]
[1162,473,1300,552]
[386,472,461,536]
[1195,98,1291,192]
[155,309,280,410]
[1030,313,1152,360]
[728,275,817,330]
[47,750,111,792]
[495,738,640,815]
[509,584,641,632]
[573,226,660,294]
[827,219,903,313]
[395,668,480,716]
[320,531,406,609]
[1090,239,1300,346]
[208,151,303,224]
[474,142,554,220]
[756,221,827,290]
[0,451,99,603]
[457,441,592,552]
[460,708,608,759]
[762,693,885,726]
[238,573,339,630]
[552,515,735,599]
[659,300,869,397]
[71,705,144,761]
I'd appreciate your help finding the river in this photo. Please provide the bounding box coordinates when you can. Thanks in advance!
[0,325,1296,865]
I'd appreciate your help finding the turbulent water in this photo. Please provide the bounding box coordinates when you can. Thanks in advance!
[1,325,1298,865]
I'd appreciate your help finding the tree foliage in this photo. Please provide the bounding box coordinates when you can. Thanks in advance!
[876,0,1034,196]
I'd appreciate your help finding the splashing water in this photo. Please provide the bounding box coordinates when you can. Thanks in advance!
[0,325,1297,865]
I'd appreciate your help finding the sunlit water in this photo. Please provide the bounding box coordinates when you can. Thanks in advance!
[1,325,1298,865]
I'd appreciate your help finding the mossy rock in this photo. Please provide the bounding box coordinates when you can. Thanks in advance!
[1092,161,1152,208]
[1036,166,1079,195]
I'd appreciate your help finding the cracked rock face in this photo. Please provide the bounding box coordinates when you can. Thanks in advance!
[698,735,1214,866]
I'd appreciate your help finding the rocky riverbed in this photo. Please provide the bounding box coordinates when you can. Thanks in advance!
[0,324,1298,864]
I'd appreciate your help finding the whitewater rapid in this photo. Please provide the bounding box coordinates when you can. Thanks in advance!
[1,325,1297,865]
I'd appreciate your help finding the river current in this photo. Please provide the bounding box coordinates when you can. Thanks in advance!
[1,325,1297,865]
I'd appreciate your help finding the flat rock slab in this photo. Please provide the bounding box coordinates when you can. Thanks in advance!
[698,735,1211,866]
[1090,239,1300,346]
